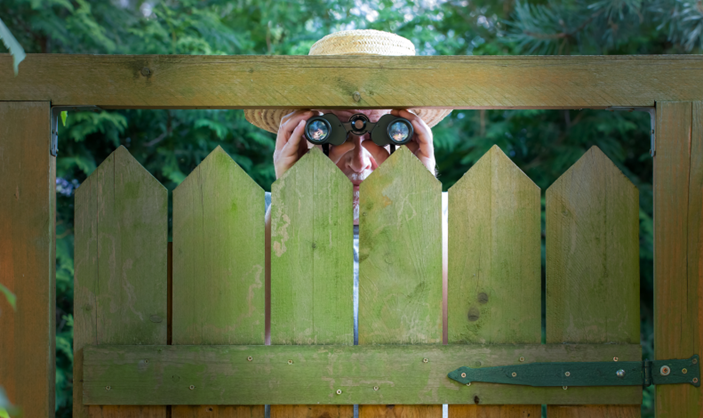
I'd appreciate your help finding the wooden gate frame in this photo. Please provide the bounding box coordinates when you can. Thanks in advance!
[0,54,701,417]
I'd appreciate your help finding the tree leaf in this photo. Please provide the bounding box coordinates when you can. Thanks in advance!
[0,18,26,76]
[0,283,15,311]
[61,111,68,127]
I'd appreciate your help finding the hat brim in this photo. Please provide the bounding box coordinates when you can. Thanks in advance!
[245,108,452,134]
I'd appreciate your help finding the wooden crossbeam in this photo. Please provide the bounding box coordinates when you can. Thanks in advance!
[82,344,642,406]
[1,55,703,109]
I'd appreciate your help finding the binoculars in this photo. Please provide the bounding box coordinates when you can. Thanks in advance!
[305,113,414,148]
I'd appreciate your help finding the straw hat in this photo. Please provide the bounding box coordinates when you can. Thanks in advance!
[244,29,452,133]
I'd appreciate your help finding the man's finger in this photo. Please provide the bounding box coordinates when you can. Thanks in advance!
[276,111,314,151]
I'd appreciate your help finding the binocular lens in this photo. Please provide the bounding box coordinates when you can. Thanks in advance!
[388,121,411,144]
[307,120,330,142]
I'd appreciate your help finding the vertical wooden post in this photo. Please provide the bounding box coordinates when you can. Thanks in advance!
[0,102,55,418]
[654,101,702,417]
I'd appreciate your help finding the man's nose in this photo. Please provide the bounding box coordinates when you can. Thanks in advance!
[349,137,372,173]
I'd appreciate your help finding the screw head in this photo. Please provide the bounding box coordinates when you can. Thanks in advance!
[373,386,379,391]
[616,369,626,378]
[563,386,568,390]
[336,389,342,395]
[693,378,699,384]
[682,368,688,374]
[247,356,253,361]
[565,371,571,377]
[423,358,429,363]
[613,357,619,362]
[660,365,671,376]
[511,372,517,377]
[461,372,467,378]
[353,92,361,102]
[288,359,293,365]
[692,358,698,365]
[105,386,111,391]
[141,67,151,77]
[465,382,471,387]
[189,385,195,390]
[519,357,525,362]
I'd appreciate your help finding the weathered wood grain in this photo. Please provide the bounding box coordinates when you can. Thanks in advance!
[73,145,168,418]
[0,102,54,418]
[447,146,541,417]
[82,343,642,406]
[358,146,442,417]
[654,101,703,417]
[545,147,640,416]
[270,148,354,417]
[547,406,640,418]
[2,55,703,109]
[172,146,265,418]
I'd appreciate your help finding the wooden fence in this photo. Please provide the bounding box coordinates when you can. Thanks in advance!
[73,142,641,417]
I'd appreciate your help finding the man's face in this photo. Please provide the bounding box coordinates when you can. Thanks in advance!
[310,109,392,222]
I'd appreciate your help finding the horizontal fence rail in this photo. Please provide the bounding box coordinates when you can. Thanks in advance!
[3,55,703,109]
[83,344,642,405]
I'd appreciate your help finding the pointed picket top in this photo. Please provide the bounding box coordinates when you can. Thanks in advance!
[270,147,354,345]
[358,145,442,345]
[172,145,265,346]
[447,145,541,345]
[546,146,639,345]
[174,145,262,195]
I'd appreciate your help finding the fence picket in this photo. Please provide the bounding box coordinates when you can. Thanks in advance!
[447,145,541,416]
[545,146,640,417]
[270,148,354,417]
[358,146,442,417]
[172,146,265,417]
[73,146,168,418]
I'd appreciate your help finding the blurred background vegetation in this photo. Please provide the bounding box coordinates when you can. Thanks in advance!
[1,0,702,416]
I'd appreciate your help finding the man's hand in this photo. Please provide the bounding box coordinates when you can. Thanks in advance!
[273,110,316,179]
[390,109,436,174]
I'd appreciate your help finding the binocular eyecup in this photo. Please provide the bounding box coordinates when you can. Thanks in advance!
[305,113,414,147]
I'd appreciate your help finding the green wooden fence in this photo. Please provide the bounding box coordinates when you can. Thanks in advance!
[74,144,640,417]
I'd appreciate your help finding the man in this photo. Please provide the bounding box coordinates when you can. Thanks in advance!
[245,30,452,347]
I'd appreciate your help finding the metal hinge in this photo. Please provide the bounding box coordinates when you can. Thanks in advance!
[50,106,100,156]
[606,106,656,157]
[448,355,699,388]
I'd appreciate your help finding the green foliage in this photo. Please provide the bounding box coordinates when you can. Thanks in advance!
[2,0,699,417]
[0,17,25,75]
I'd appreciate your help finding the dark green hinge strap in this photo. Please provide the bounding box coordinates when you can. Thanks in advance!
[447,355,699,388]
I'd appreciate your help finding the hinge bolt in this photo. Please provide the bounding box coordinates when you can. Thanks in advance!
[461,372,467,378]
[613,357,619,362]
[565,371,571,377]
[693,378,699,384]
[466,382,471,386]
[106,386,111,391]
[616,369,626,378]
[189,385,195,390]
[563,386,568,390]
[682,368,688,374]
[247,356,253,362]
[660,365,671,376]
[336,389,342,395]
[511,372,517,377]
[519,357,525,362]
[288,360,293,365]
[423,358,429,363]
[373,386,379,391]
[693,358,698,364]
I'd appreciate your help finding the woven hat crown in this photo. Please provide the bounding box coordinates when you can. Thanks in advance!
[309,29,416,56]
